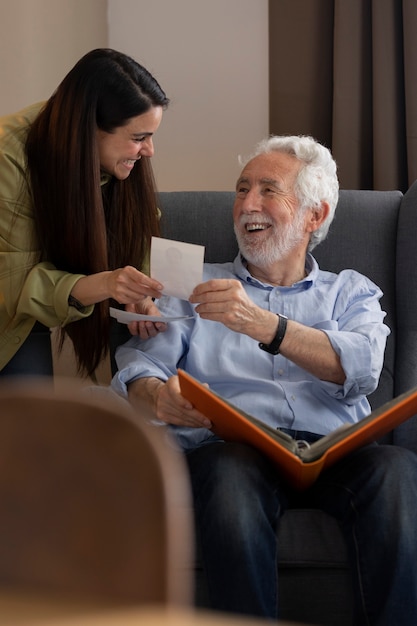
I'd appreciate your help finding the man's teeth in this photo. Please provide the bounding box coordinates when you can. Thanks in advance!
[246,223,269,231]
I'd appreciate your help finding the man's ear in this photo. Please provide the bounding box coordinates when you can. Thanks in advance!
[306,201,330,233]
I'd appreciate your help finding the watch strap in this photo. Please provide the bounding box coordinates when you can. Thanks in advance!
[259,314,288,355]
[68,294,87,312]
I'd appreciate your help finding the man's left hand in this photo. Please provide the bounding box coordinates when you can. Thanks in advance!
[126,298,167,339]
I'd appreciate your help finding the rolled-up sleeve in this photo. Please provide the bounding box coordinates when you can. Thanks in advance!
[322,272,389,401]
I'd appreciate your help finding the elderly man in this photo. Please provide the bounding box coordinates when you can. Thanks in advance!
[112,136,417,624]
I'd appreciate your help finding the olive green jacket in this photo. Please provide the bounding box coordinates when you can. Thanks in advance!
[0,103,93,369]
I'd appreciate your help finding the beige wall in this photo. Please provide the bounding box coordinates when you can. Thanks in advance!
[0,0,108,381]
[108,0,269,191]
[0,0,268,381]
[0,0,108,115]
[1,0,269,190]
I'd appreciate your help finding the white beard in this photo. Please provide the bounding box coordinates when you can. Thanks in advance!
[234,211,306,268]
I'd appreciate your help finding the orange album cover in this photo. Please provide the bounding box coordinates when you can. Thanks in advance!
[178,369,417,490]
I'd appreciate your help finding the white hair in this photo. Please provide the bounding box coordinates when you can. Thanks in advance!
[239,135,339,250]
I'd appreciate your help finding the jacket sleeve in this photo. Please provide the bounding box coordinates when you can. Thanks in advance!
[0,145,93,329]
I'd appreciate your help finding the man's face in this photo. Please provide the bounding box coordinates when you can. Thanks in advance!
[233,152,308,268]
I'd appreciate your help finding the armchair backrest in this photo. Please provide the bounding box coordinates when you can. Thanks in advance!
[313,189,401,409]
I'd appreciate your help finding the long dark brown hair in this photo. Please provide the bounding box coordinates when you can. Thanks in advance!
[25,48,169,376]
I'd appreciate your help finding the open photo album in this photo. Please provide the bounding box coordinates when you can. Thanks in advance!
[178,369,417,489]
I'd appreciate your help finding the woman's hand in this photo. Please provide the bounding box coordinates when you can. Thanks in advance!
[71,266,163,306]
[70,267,168,339]
[106,266,163,303]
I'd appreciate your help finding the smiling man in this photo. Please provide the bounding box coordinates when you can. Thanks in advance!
[112,135,417,624]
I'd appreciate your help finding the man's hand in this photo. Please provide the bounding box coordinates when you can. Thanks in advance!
[189,279,278,344]
[126,298,167,338]
[128,375,212,429]
[189,279,346,384]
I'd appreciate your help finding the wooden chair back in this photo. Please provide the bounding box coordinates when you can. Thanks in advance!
[0,378,193,607]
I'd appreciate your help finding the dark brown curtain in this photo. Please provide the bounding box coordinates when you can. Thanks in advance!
[269,0,417,192]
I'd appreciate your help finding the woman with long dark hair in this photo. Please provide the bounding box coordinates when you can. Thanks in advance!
[0,48,169,378]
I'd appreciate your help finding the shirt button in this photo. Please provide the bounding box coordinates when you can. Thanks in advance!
[278,369,284,376]
[14,336,21,344]
[291,395,296,401]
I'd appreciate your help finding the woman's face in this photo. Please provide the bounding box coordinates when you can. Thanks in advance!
[97,106,163,180]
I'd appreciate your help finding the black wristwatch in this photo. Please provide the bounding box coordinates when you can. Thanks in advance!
[259,314,288,355]
[68,294,87,312]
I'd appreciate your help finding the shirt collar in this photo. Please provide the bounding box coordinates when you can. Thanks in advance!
[233,252,317,290]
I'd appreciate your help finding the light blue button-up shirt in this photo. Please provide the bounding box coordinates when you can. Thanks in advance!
[112,253,390,450]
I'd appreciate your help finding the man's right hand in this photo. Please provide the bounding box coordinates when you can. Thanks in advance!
[128,375,212,429]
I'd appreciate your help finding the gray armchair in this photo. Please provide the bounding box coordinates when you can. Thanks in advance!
[110,181,417,625]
